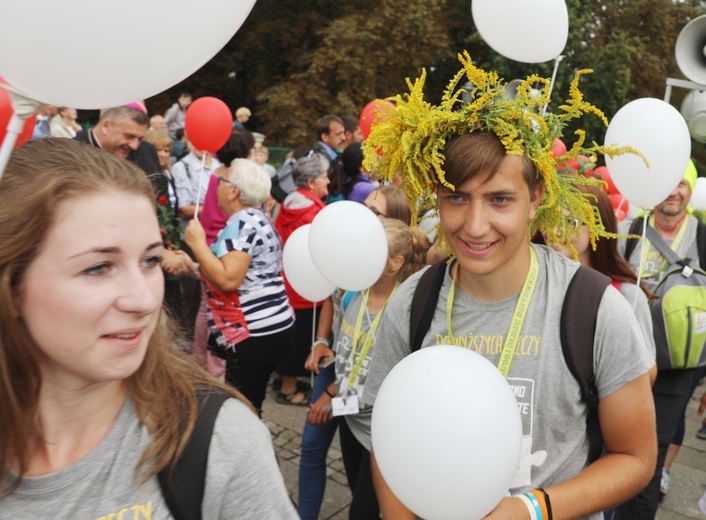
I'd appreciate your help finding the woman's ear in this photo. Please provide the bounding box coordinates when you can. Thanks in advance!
[387,254,405,275]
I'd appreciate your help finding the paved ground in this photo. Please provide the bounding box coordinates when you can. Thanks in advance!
[260,378,706,519]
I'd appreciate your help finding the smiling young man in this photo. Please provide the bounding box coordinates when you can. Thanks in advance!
[359,54,657,519]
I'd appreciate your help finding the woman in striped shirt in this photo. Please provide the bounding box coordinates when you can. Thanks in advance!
[185,158,295,415]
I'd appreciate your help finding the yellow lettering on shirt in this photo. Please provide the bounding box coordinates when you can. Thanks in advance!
[434,334,542,357]
[96,502,152,520]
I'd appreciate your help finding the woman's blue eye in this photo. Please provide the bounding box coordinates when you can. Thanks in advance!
[143,255,164,269]
[83,263,111,276]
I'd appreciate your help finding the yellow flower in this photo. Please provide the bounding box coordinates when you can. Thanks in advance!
[361,52,643,257]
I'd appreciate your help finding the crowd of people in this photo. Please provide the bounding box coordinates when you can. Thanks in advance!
[1,72,705,520]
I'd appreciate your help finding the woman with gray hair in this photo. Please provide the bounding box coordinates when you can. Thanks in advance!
[184,158,295,415]
[273,152,332,406]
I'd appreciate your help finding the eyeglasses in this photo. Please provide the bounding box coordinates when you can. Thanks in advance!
[367,206,387,218]
[217,177,235,187]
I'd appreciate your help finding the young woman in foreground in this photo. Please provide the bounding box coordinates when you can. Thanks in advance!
[0,138,298,519]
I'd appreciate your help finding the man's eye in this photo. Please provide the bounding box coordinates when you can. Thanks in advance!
[493,196,508,204]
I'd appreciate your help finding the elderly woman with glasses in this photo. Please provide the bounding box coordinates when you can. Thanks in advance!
[184,158,295,415]
[272,153,334,406]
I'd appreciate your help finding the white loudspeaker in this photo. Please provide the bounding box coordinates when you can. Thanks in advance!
[675,14,706,85]
[681,89,706,142]
[504,79,541,101]
[504,79,524,100]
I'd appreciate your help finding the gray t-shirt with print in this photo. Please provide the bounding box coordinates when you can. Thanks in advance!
[619,215,700,293]
[363,244,653,520]
[0,397,298,520]
[333,290,377,451]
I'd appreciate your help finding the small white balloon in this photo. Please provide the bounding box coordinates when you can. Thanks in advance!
[309,201,388,291]
[472,0,569,63]
[0,0,256,108]
[372,346,522,520]
[691,177,706,211]
[604,98,692,209]
[282,225,336,303]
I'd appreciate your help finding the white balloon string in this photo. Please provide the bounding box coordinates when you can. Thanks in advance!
[194,152,207,220]
[543,55,565,117]
[311,302,318,388]
[632,212,649,311]
[0,114,25,181]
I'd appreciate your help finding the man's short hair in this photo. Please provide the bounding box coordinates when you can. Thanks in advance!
[99,106,150,127]
[314,115,344,141]
[341,114,360,133]
[235,107,252,118]
[443,132,538,194]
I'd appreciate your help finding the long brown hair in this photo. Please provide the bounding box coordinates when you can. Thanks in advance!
[576,184,651,296]
[0,138,248,496]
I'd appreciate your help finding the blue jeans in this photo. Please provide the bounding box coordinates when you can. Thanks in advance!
[297,365,340,520]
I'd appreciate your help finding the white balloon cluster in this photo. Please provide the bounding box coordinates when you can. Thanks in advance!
[282,201,389,301]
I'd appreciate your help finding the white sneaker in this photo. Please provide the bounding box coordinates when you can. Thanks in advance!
[660,468,670,495]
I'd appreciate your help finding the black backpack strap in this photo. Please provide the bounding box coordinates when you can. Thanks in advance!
[409,259,448,353]
[158,389,230,520]
[623,216,644,261]
[560,266,611,464]
[697,221,706,271]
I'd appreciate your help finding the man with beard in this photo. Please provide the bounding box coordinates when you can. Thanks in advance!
[616,161,702,519]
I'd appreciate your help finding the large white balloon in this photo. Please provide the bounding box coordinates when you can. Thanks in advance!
[372,346,522,520]
[604,98,692,209]
[282,225,336,303]
[691,177,706,211]
[309,201,388,291]
[0,0,256,108]
[472,0,568,63]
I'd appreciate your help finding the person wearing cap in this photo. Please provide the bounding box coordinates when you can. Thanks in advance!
[616,159,703,518]
[233,107,251,130]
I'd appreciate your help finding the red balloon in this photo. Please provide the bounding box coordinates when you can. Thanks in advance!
[184,97,233,153]
[609,193,624,210]
[359,99,395,140]
[0,78,36,148]
[552,138,567,158]
[593,166,617,194]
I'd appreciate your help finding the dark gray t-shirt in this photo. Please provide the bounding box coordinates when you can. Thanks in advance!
[363,245,653,519]
[0,397,298,519]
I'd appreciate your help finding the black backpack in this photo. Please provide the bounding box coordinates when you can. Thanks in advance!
[409,260,610,464]
[270,156,297,204]
[157,390,229,520]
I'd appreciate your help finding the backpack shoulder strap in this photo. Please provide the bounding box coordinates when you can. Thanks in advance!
[623,216,644,261]
[560,266,611,464]
[410,259,448,353]
[158,389,230,520]
[342,290,357,312]
[697,220,706,271]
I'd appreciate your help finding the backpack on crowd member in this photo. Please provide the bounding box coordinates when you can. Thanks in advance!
[270,156,297,204]
[625,217,706,370]
[624,217,706,370]
[410,260,610,464]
